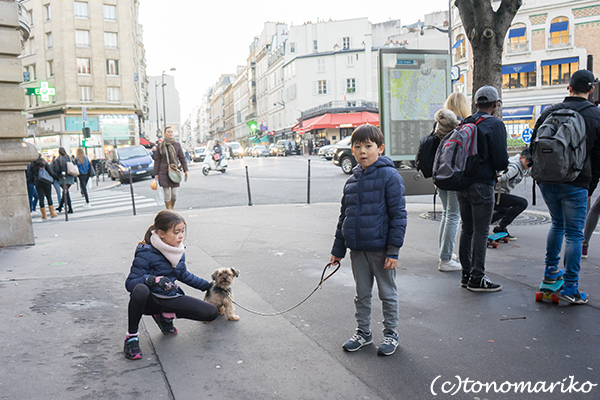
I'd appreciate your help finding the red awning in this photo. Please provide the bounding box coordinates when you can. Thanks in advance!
[292,112,379,132]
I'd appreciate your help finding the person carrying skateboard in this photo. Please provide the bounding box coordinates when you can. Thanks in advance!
[530,70,600,305]
[491,148,532,240]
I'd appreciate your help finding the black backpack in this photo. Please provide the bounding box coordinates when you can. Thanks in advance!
[415,123,440,179]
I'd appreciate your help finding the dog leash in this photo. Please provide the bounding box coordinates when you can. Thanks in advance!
[228,262,340,317]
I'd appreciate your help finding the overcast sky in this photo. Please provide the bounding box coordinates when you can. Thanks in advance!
[139,0,451,123]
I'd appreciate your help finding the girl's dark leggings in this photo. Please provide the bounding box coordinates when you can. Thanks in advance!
[128,283,218,334]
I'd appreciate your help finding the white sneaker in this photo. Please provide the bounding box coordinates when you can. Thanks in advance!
[31,210,41,216]
[452,253,458,261]
[439,259,462,272]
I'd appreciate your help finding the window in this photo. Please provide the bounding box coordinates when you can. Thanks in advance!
[75,30,90,47]
[507,24,527,53]
[46,32,52,49]
[346,78,356,93]
[77,58,91,74]
[45,4,51,21]
[317,80,327,95]
[28,94,39,108]
[23,67,30,82]
[104,32,118,49]
[74,2,88,18]
[107,87,121,102]
[549,17,570,48]
[106,59,119,75]
[343,37,350,50]
[47,60,54,77]
[103,5,117,21]
[290,42,295,53]
[23,37,35,56]
[454,34,466,60]
[347,55,354,67]
[502,62,536,89]
[23,65,36,82]
[80,86,93,102]
[313,40,318,53]
[28,10,33,26]
[317,58,325,72]
[542,58,578,86]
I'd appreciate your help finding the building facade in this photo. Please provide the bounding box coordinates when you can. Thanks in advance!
[20,0,147,159]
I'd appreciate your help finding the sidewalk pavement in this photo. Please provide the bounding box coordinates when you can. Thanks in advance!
[1,202,599,399]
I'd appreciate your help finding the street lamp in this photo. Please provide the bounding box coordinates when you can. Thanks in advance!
[154,81,161,139]
[161,67,176,133]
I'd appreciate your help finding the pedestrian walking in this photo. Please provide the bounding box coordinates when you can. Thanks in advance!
[457,86,509,292]
[434,92,471,272]
[491,148,532,240]
[308,139,313,155]
[76,148,94,208]
[53,147,75,214]
[28,154,59,219]
[329,124,407,356]
[531,70,600,304]
[50,155,63,212]
[123,210,218,360]
[154,126,188,210]
[26,164,40,216]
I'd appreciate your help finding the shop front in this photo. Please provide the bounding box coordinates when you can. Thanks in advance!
[502,106,534,149]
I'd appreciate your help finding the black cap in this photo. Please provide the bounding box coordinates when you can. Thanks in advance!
[569,70,595,93]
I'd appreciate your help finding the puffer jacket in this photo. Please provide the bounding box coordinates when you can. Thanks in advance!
[331,156,407,258]
[125,243,211,297]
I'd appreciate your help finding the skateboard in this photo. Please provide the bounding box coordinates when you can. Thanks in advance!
[487,232,509,248]
[535,279,564,304]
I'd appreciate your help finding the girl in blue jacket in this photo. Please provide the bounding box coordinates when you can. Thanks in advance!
[124,210,218,360]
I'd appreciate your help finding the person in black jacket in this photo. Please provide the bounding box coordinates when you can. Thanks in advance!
[28,154,58,219]
[457,86,509,292]
[53,147,75,214]
[530,70,600,305]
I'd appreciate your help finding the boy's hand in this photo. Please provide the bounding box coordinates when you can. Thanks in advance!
[384,257,398,270]
[329,255,342,265]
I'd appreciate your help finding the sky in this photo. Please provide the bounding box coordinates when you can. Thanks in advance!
[139,0,452,123]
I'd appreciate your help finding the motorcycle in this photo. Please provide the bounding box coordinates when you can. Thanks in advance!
[201,152,228,175]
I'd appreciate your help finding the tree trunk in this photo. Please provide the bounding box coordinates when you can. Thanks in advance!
[455,0,522,115]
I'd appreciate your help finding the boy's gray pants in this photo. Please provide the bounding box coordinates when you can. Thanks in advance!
[350,249,398,335]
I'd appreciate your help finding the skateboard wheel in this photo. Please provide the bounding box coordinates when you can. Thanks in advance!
[492,242,498,248]
[551,294,559,304]
[535,292,543,302]
[503,237,510,243]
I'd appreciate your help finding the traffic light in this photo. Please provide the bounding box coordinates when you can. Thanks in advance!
[247,120,258,131]
[82,139,89,148]
[82,127,91,138]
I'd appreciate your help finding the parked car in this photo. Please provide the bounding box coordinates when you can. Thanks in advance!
[106,145,154,183]
[193,147,207,162]
[227,141,244,158]
[332,136,356,174]
[276,139,298,156]
[318,144,335,160]
[252,145,270,157]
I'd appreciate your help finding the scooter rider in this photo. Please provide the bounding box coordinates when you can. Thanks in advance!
[213,140,223,168]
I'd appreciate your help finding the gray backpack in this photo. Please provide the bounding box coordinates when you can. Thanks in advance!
[531,103,593,183]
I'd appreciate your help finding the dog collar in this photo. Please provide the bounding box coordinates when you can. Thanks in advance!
[212,284,231,295]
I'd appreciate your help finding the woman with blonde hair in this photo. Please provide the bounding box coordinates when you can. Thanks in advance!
[435,92,471,272]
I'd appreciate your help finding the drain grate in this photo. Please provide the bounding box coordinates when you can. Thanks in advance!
[419,211,551,225]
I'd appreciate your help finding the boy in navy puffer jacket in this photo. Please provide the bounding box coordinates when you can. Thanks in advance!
[330,124,407,356]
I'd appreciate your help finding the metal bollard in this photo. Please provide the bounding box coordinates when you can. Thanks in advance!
[245,166,253,206]
[128,167,136,215]
[307,159,311,204]
[62,172,68,222]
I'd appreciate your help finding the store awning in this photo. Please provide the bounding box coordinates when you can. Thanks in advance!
[508,27,526,38]
[502,106,534,120]
[550,21,568,33]
[502,62,535,75]
[541,57,579,67]
[292,112,379,132]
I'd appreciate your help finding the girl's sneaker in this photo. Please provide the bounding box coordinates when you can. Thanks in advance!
[582,243,588,259]
[558,284,589,305]
[377,331,399,356]
[152,314,178,335]
[543,266,564,284]
[124,336,142,360]
[342,330,372,352]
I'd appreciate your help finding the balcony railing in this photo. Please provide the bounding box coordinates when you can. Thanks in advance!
[506,41,528,53]
[548,35,571,49]
[301,100,379,118]
[17,1,31,41]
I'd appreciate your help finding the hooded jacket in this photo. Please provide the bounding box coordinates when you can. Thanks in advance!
[125,243,211,298]
[331,156,407,258]
[434,108,460,141]
[497,154,530,194]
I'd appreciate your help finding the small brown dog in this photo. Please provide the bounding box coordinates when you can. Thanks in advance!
[204,268,240,321]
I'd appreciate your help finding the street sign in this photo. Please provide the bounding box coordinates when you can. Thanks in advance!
[298,128,305,135]
[522,127,532,144]
[82,107,87,123]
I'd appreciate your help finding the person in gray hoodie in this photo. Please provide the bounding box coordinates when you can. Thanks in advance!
[491,148,532,240]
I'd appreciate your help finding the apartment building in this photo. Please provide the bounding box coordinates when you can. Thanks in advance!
[20,0,148,158]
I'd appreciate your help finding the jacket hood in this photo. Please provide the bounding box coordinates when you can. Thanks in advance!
[434,109,459,139]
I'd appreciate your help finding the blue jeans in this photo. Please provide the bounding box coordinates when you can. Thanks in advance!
[27,182,38,212]
[458,183,495,281]
[538,183,588,286]
[438,189,460,261]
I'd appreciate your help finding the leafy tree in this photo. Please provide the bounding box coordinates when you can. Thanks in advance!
[455,0,523,113]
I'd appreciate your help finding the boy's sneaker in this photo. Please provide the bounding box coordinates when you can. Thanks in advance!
[152,314,178,336]
[543,266,564,284]
[439,258,461,272]
[557,284,589,305]
[582,243,588,259]
[460,272,470,288]
[377,331,399,356]
[493,225,516,241]
[342,330,372,352]
[467,275,502,292]
[124,336,142,360]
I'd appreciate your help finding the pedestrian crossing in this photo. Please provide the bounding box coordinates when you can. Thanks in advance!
[32,188,160,222]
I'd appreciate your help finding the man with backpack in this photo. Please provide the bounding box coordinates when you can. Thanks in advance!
[530,69,600,305]
[452,86,509,292]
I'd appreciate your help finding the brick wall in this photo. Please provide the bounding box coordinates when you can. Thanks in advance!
[531,30,545,51]
[575,21,600,63]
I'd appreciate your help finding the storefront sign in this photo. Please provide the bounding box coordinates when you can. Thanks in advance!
[101,117,130,139]
[65,116,100,132]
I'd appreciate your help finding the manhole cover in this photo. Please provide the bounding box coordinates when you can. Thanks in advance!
[419,211,551,225]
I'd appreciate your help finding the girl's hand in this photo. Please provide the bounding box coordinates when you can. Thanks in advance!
[384,257,398,270]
